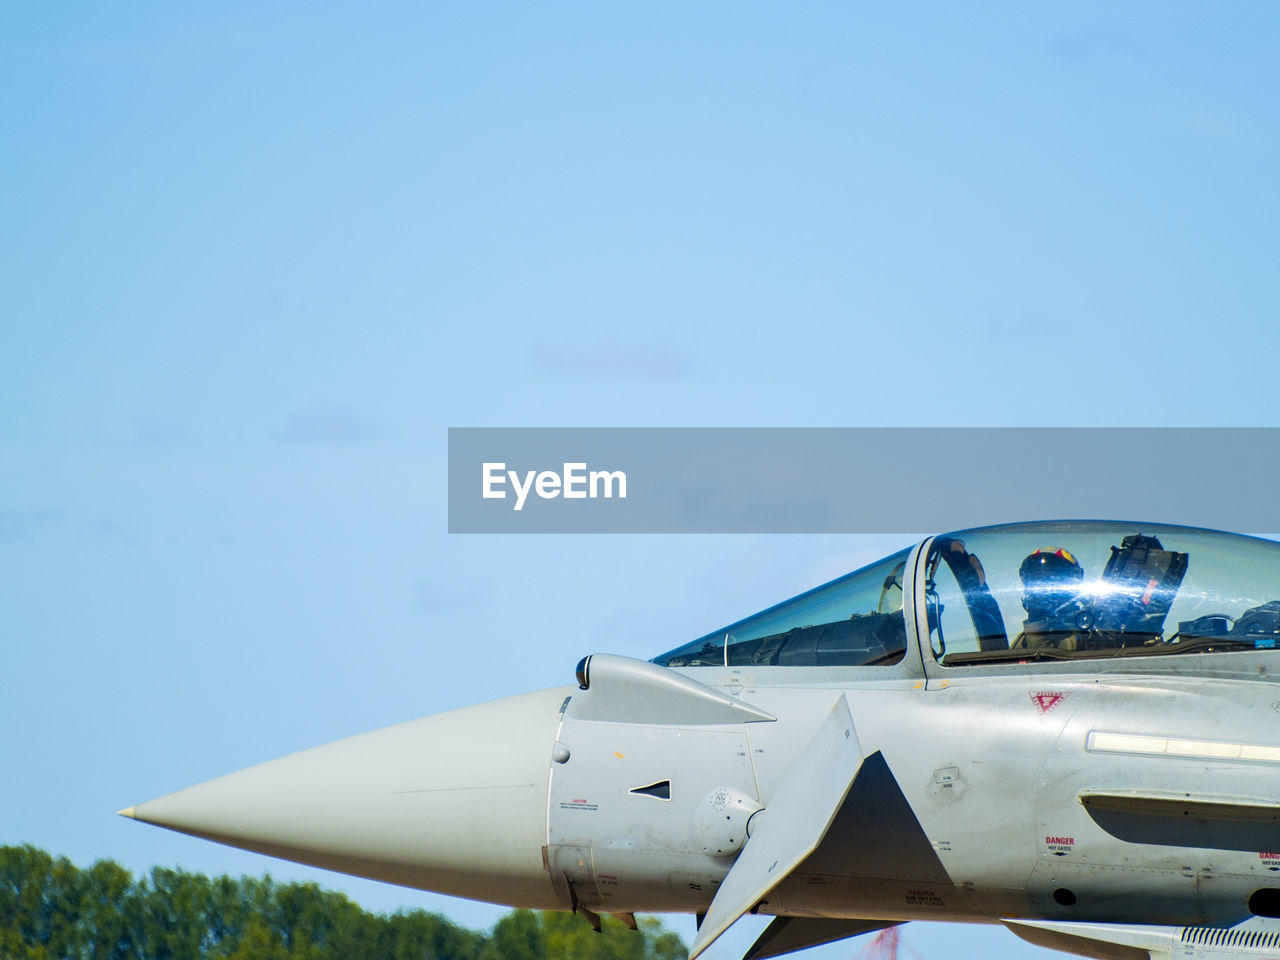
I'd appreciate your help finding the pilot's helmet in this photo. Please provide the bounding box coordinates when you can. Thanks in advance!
[1019,548,1084,623]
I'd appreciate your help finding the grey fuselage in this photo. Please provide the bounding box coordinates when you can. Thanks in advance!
[548,661,1280,929]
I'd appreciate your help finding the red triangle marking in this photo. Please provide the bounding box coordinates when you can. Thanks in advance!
[1031,692,1065,713]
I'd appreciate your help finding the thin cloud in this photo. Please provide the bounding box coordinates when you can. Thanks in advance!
[0,508,137,547]
[528,340,693,381]
[1052,28,1130,62]
[132,419,187,451]
[0,508,63,545]
[411,580,484,617]
[1155,104,1248,144]
[76,517,138,547]
[272,403,383,447]
[984,313,1068,341]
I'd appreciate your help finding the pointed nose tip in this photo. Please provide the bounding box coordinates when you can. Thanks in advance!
[123,687,570,908]
[117,806,138,819]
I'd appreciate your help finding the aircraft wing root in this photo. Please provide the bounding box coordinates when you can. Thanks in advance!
[687,694,863,960]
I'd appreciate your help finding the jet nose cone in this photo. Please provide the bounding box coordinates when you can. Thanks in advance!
[123,688,569,908]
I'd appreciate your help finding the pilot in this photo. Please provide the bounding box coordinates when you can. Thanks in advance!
[1018,548,1085,645]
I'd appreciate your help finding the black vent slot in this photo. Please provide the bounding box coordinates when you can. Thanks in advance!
[1184,924,1280,947]
[629,780,671,801]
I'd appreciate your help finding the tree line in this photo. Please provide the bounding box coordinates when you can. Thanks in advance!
[0,845,686,960]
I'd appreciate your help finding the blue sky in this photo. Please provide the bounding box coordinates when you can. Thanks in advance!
[3,4,1277,959]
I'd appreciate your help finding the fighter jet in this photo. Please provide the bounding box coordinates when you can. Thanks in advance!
[121,521,1280,960]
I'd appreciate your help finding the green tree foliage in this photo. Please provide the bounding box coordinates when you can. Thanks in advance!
[502,912,685,960]
[0,846,685,960]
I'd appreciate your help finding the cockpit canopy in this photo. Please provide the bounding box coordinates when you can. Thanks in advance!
[922,521,1280,665]
[653,547,911,668]
[652,522,1280,669]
